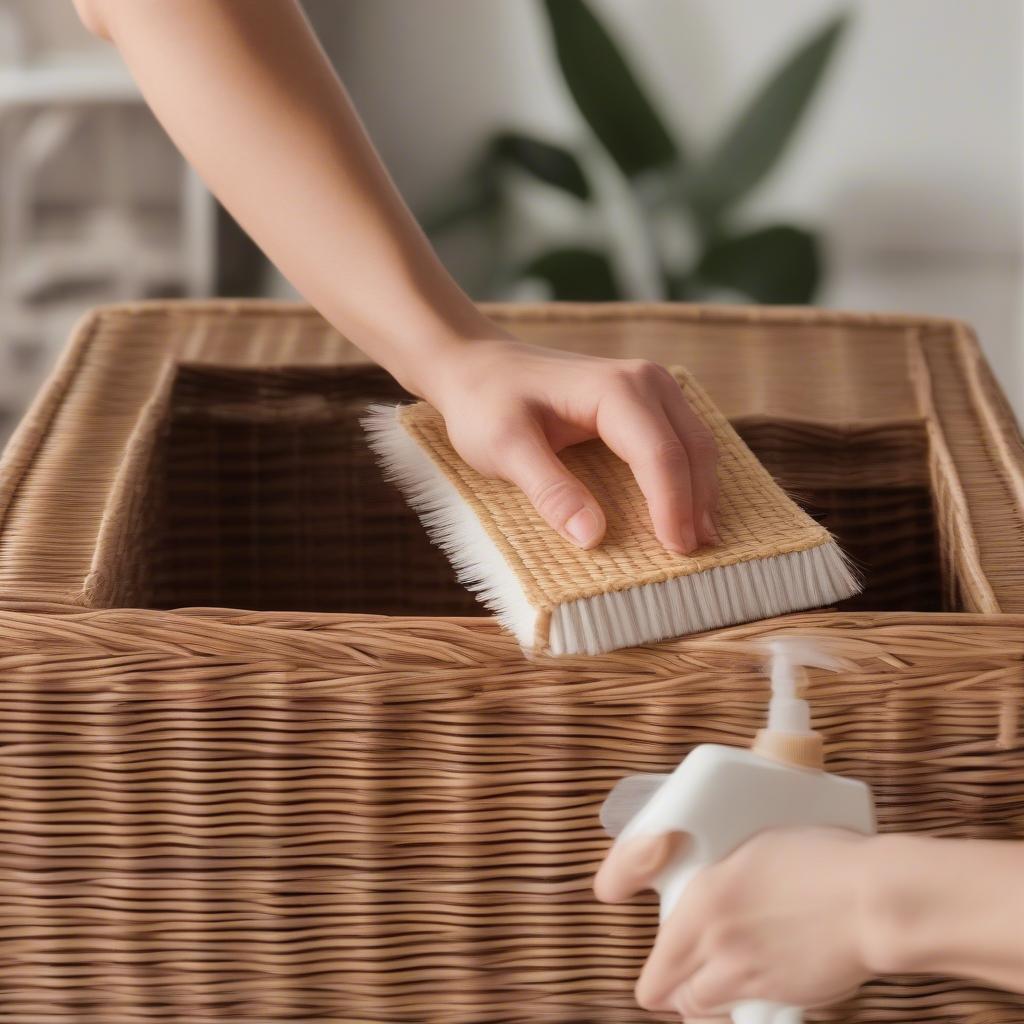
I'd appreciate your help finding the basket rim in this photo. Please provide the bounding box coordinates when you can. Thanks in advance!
[0,601,1023,658]
[61,296,990,332]
[0,299,1022,623]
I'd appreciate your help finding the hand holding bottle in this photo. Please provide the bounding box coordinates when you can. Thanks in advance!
[595,827,877,1020]
[596,825,1024,1021]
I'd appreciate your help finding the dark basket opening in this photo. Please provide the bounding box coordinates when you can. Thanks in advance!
[142,365,945,616]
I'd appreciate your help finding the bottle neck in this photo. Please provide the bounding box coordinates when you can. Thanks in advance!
[752,728,824,771]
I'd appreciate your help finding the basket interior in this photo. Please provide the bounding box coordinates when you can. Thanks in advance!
[141,364,945,615]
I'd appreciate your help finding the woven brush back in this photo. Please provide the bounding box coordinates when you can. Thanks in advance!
[0,301,1023,1024]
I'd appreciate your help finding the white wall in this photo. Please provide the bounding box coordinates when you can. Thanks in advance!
[8,0,1021,413]
[2,0,107,56]
[318,0,1024,417]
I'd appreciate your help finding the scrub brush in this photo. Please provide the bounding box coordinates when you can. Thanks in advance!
[362,366,859,656]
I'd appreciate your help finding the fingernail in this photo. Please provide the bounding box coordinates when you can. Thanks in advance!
[665,530,697,555]
[565,508,601,548]
[701,510,719,544]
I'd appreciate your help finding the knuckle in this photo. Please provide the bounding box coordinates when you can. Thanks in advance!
[704,921,728,953]
[742,963,764,989]
[613,359,659,388]
[633,358,666,383]
[609,367,638,391]
[484,413,528,451]
[656,436,688,460]
[705,917,740,954]
[529,476,580,522]
[645,437,690,473]
[688,427,719,461]
[722,924,750,955]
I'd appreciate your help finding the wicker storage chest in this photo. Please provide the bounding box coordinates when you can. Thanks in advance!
[0,300,1022,1024]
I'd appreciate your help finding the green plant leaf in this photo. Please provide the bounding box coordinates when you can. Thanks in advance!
[687,14,848,219]
[418,188,495,237]
[696,224,821,304]
[491,131,591,200]
[665,273,699,302]
[522,247,622,300]
[541,0,679,179]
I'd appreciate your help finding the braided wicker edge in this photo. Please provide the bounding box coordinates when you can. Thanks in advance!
[0,301,1020,619]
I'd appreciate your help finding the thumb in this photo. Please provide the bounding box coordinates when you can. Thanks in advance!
[500,432,606,549]
[594,831,689,903]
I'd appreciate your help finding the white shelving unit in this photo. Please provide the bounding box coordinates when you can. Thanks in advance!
[0,15,215,410]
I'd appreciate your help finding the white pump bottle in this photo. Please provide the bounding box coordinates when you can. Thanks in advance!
[600,639,876,1024]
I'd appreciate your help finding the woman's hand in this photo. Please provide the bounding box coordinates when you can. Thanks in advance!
[417,337,720,553]
[76,0,716,554]
[594,828,878,1020]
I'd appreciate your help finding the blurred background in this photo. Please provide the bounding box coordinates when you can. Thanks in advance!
[0,0,1021,428]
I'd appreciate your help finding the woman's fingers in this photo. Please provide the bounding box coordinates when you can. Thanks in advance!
[596,380,698,553]
[635,875,719,1011]
[671,960,744,1020]
[594,831,689,904]
[443,352,720,555]
[655,375,720,545]
[498,426,606,549]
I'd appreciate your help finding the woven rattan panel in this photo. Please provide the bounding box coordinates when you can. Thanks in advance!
[0,609,1021,1023]
[151,379,940,616]
[153,364,478,615]
[0,302,1022,1023]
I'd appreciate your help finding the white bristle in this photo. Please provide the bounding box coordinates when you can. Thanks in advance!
[363,404,861,656]
[547,542,859,655]
[362,404,540,648]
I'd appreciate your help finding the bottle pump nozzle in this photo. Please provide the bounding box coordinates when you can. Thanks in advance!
[752,639,850,771]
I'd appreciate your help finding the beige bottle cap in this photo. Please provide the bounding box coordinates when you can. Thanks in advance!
[752,729,824,771]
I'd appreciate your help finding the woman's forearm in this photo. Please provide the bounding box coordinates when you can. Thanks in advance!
[866,834,1024,991]
[80,0,496,397]
[75,0,723,554]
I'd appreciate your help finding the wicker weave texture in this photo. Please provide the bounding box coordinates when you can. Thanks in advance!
[0,609,1022,1024]
[0,301,1022,1024]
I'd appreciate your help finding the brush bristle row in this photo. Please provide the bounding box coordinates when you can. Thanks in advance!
[548,541,859,655]
[361,405,540,648]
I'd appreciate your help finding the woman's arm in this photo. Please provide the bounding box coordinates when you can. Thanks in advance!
[594,828,1024,1018]
[865,833,1024,993]
[74,0,499,383]
[74,0,719,554]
